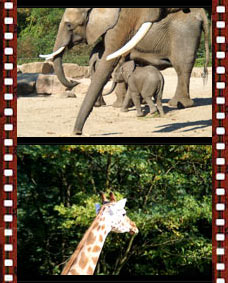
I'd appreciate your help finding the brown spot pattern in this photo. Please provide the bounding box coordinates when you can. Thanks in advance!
[87,231,96,245]
[92,245,101,253]
[93,222,99,229]
[78,251,88,269]
[87,266,94,275]
[69,268,80,275]
[92,256,98,265]
[99,235,103,242]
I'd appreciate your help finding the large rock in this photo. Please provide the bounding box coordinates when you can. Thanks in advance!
[17,73,79,97]
[17,73,39,96]
[19,62,54,74]
[62,63,90,79]
[36,74,78,95]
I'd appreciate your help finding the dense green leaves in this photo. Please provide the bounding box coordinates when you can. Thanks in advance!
[18,9,64,57]
[18,145,212,277]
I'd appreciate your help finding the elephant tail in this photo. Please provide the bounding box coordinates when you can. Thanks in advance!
[201,8,210,85]
[156,73,165,103]
[103,81,118,96]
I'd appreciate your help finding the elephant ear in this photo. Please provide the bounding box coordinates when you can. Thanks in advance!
[86,8,120,45]
[122,61,136,79]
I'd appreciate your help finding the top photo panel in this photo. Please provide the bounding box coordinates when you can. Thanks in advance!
[17,8,212,137]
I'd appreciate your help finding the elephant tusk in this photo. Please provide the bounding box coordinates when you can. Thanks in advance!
[39,46,65,61]
[106,22,152,61]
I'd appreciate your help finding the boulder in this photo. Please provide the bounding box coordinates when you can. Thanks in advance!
[36,74,78,95]
[17,73,39,96]
[19,62,54,74]
[62,63,90,79]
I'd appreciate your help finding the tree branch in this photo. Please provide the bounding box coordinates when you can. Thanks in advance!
[113,235,136,275]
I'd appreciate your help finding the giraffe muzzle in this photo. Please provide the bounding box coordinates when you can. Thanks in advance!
[130,227,139,235]
[129,221,139,235]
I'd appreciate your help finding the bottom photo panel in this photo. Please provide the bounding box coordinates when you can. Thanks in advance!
[17,145,212,282]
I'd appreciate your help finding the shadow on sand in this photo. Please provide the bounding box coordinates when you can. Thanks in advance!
[154,119,212,133]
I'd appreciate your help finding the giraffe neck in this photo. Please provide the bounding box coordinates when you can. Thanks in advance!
[66,214,111,275]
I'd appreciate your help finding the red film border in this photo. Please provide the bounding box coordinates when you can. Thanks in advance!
[0,2,225,283]
[0,0,17,283]
[212,0,228,283]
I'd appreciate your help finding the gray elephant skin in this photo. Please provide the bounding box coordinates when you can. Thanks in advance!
[106,60,165,117]
[44,8,209,135]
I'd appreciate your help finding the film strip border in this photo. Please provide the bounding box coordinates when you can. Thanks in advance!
[0,3,225,283]
[212,0,228,283]
[0,0,17,282]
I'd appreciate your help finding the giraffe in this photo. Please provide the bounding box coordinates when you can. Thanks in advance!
[61,192,138,275]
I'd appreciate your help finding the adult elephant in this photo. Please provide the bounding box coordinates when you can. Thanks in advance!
[92,8,210,109]
[41,8,208,135]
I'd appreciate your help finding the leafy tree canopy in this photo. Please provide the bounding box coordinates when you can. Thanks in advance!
[18,145,212,277]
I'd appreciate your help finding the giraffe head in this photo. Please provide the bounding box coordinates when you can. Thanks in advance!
[95,192,139,235]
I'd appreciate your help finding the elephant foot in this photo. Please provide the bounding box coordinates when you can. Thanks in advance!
[137,112,144,117]
[159,113,165,118]
[121,108,129,113]
[94,100,107,107]
[94,95,107,107]
[113,99,134,108]
[168,97,194,108]
[74,130,82,135]
[149,112,160,118]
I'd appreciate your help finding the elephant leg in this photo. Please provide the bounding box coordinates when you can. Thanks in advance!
[131,91,144,117]
[144,96,157,115]
[113,82,127,108]
[121,90,131,112]
[95,94,107,107]
[168,43,197,108]
[168,71,193,108]
[156,97,165,117]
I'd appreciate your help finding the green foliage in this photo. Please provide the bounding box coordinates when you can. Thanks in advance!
[18,145,212,277]
[17,9,64,60]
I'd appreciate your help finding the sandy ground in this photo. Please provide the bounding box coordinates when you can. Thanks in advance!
[18,68,212,137]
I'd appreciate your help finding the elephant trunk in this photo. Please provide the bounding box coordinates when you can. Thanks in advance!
[53,54,79,89]
[103,81,117,96]
[52,21,80,89]
[73,60,116,135]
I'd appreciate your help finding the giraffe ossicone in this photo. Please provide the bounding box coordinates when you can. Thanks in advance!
[61,192,138,275]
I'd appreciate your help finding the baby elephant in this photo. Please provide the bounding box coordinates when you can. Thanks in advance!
[105,61,165,117]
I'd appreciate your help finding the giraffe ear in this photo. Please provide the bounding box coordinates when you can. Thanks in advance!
[95,203,101,214]
[115,198,127,210]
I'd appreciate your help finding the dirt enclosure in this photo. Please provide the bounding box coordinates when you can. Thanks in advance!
[18,68,212,137]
